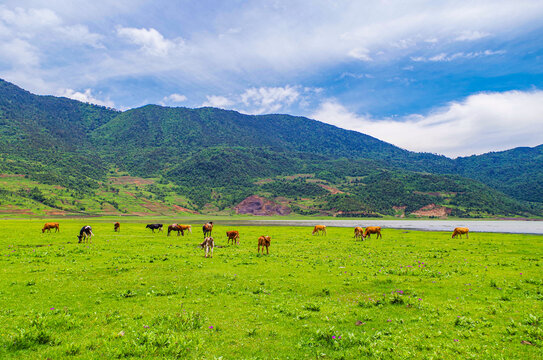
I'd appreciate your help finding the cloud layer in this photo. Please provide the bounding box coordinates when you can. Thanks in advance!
[312,90,543,157]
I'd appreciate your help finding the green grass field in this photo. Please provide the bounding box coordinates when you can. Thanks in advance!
[1,220,542,359]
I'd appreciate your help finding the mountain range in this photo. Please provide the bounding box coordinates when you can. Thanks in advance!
[0,78,541,217]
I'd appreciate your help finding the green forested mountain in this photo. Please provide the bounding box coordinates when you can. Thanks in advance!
[0,78,541,217]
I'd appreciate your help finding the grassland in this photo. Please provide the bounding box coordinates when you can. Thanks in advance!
[0,220,542,359]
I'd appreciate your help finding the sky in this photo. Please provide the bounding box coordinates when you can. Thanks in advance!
[1,0,542,158]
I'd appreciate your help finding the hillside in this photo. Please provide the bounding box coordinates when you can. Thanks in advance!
[0,78,541,217]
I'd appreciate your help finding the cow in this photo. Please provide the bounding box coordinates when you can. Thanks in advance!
[177,224,192,234]
[114,222,120,232]
[200,237,214,258]
[452,227,469,239]
[354,226,364,240]
[226,230,240,245]
[258,235,271,254]
[146,224,163,233]
[77,225,94,243]
[42,222,60,233]
[167,224,185,236]
[203,222,213,237]
[312,225,327,236]
[362,226,382,240]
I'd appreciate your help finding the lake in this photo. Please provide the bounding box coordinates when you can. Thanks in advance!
[210,219,543,235]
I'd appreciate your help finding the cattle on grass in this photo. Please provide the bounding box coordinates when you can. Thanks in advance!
[146,224,163,233]
[226,230,240,245]
[200,237,214,258]
[312,225,327,236]
[42,222,59,233]
[258,235,271,254]
[203,222,213,237]
[354,226,364,240]
[77,226,94,243]
[452,227,469,239]
[167,224,185,236]
[114,222,120,232]
[363,226,382,240]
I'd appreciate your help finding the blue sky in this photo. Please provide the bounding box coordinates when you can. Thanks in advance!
[1,0,543,157]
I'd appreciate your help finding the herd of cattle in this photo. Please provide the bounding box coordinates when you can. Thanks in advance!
[40,222,470,257]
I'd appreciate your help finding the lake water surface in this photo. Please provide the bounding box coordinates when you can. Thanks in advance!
[211,219,543,235]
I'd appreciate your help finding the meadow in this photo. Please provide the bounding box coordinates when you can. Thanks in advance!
[0,220,542,359]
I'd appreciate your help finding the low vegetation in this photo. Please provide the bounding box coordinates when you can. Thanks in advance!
[1,221,541,358]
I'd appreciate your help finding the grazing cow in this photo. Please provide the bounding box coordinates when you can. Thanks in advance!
[226,230,240,245]
[42,222,60,233]
[114,222,120,232]
[363,226,382,240]
[146,224,163,233]
[77,225,94,243]
[452,227,469,239]
[200,237,214,258]
[258,235,271,254]
[178,224,192,234]
[312,225,327,236]
[167,224,185,236]
[354,226,364,240]
[203,222,213,237]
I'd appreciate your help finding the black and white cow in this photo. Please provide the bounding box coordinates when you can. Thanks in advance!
[77,225,94,243]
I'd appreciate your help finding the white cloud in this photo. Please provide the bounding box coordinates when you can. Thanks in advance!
[412,50,506,62]
[455,30,490,41]
[312,90,543,158]
[202,95,234,108]
[117,27,183,56]
[162,93,187,103]
[59,88,115,108]
[348,48,372,61]
[240,86,300,114]
[0,38,39,66]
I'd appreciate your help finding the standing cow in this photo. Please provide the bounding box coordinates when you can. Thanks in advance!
[362,226,382,240]
[146,224,163,233]
[203,222,213,237]
[77,226,94,243]
[42,222,60,233]
[452,227,469,239]
[258,236,271,254]
[226,230,240,245]
[354,226,364,240]
[200,237,215,258]
[167,224,185,236]
[312,225,327,236]
[114,222,120,232]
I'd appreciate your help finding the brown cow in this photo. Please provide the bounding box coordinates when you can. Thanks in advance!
[363,226,382,240]
[167,224,185,236]
[203,222,213,237]
[114,222,120,232]
[42,222,59,233]
[258,236,271,254]
[354,226,364,240]
[226,230,240,245]
[200,237,214,258]
[452,227,469,239]
[312,225,327,236]
[178,224,192,234]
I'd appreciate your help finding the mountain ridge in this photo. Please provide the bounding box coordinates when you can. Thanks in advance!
[0,78,541,217]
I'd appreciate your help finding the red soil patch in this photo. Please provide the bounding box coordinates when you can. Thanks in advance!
[110,176,155,185]
[0,205,33,215]
[44,209,68,216]
[254,178,274,185]
[411,204,452,218]
[172,205,199,214]
[235,195,291,216]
